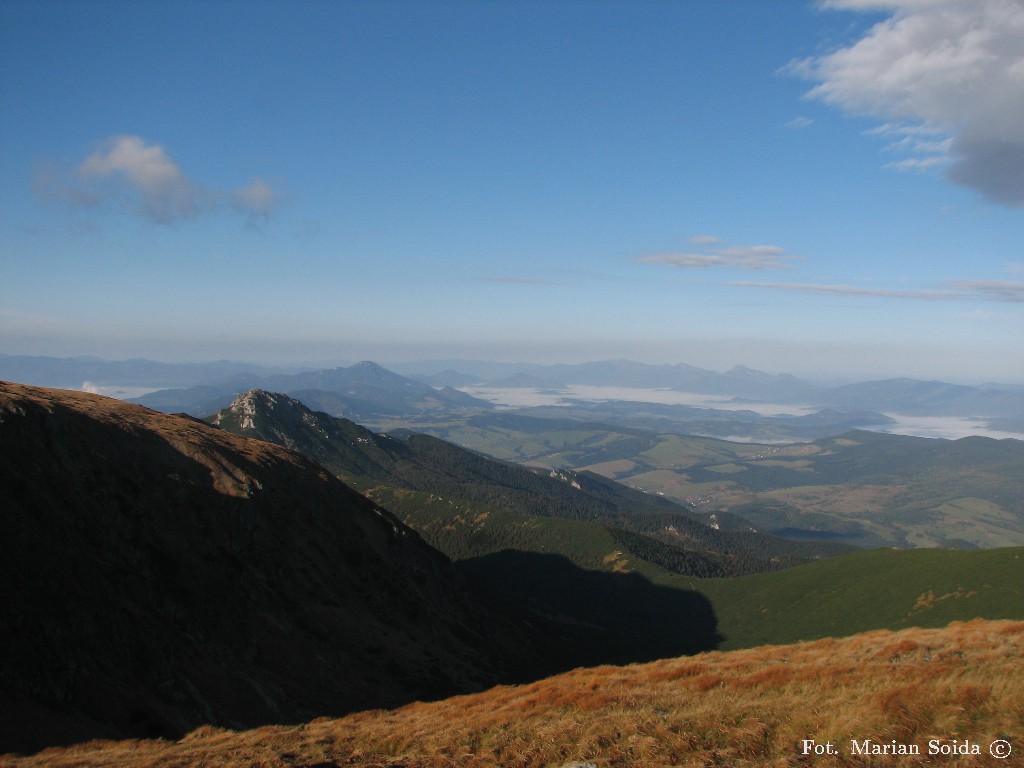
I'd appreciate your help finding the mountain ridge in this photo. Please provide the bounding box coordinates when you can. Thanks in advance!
[128,362,494,420]
[208,388,857,575]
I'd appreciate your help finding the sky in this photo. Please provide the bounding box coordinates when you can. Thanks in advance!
[2,0,1023,382]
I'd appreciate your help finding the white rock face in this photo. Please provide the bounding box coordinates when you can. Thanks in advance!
[229,390,264,430]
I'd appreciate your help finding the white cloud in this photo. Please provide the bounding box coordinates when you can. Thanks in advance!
[638,241,797,270]
[796,0,1024,206]
[36,135,281,225]
[78,135,204,222]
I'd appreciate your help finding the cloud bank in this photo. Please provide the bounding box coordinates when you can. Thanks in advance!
[795,0,1024,207]
[36,135,280,224]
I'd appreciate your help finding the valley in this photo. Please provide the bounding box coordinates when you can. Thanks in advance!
[402,413,1024,550]
[202,385,1024,656]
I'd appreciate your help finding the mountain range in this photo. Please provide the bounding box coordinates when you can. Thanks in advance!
[402,358,1024,418]
[3,355,1022,426]
[0,354,306,389]
[123,358,1024,441]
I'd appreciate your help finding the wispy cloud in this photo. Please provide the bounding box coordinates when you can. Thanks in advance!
[948,280,1024,303]
[232,178,280,227]
[637,239,798,271]
[480,276,571,286]
[727,281,957,300]
[884,155,951,172]
[957,309,996,321]
[785,116,814,129]
[728,279,1024,303]
[35,135,282,225]
[792,0,1024,207]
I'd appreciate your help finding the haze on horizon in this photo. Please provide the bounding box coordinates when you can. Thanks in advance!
[2,1,1022,383]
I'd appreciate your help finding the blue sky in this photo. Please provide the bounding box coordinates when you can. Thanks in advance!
[2,0,1023,381]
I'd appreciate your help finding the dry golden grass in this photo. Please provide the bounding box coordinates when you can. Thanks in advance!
[4,619,1021,768]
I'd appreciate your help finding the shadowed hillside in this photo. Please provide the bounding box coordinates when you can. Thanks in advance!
[0,383,529,754]
[456,551,721,670]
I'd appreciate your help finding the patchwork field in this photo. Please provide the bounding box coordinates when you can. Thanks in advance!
[415,418,1024,549]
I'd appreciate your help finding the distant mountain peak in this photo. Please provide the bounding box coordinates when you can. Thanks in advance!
[725,364,770,379]
[235,388,281,404]
[350,360,397,377]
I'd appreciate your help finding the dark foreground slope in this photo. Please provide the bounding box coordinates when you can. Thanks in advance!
[3,620,1021,768]
[0,383,527,754]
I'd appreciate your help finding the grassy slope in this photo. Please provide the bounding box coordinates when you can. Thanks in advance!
[365,486,655,574]
[368,485,782,581]
[696,546,1024,649]
[7,619,1021,768]
[365,483,1024,654]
